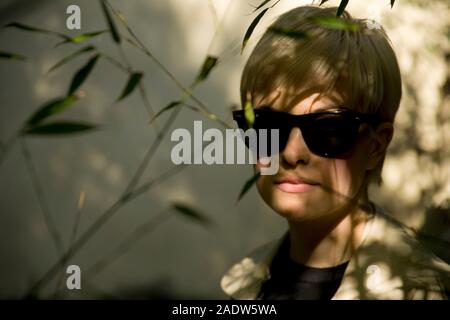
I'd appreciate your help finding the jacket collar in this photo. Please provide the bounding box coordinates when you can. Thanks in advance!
[220,203,449,300]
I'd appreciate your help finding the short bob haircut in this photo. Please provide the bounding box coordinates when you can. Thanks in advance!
[240,5,402,186]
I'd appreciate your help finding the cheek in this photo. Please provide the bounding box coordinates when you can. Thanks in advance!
[323,152,369,200]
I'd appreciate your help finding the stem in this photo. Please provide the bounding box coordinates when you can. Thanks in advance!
[105,0,227,127]
[137,83,160,130]
[24,0,233,298]
[126,164,187,202]
[99,52,129,72]
[23,121,185,298]
[100,49,160,129]
[117,43,160,128]
[207,0,219,29]
[53,191,86,298]
[83,210,171,280]
[0,131,20,167]
[121,106,181,198]
[20,137,64,259]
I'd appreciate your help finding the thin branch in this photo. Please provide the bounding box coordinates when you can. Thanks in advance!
[126,164,188,202]
[20,137,64,258]
[105,1,227,128]
[0,130,20,167]
[99,52,129,72]
[24,0,233,297]
[137,83,160,130]
[23,138,187,297]
[53,191,86,298]
[83,209,172,280]
[207,0,220,29]
[100,51,160,131]
[181,102,231,129]
[117,43,160,128]
[121,107,181,198]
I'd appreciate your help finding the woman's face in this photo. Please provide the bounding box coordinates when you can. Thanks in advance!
[254,89,375,223]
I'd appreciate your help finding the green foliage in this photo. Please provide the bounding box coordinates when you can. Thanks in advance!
[237,171,261,202]
[244,100,255,128]
[67,54,100,96]
[195,55,219,84]
[26,95,79,127]
[242,8,269,53]
[336,0,350,17]
[149,101,182,124]
[117,72,143,101]
[308,16,360,31]
[0,51,26,60]
[100,0,121,44]
[252,0,272,12]
[55,31,107,47]
[48,46,96,73]
[1,0,410,300]
[172,202,211,226]
[24,121,97,135]
[3,22,69,40]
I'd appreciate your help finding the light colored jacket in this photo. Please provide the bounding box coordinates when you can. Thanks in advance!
[221,204,449,300]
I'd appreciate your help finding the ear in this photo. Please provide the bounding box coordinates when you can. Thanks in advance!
[366,122,394,170]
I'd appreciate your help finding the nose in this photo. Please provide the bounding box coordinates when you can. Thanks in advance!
[281,127,311,167]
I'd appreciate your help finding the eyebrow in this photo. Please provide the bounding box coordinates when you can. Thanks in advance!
[312,105,349,113]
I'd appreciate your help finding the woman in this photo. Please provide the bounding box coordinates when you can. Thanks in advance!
[221,5,449,300]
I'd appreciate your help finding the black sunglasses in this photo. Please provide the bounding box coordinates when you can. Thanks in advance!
[232,107,380,158]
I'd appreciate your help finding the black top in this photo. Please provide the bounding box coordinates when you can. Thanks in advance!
[257,236,349,300]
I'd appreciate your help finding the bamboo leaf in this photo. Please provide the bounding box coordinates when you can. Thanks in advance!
[390,0,395,8]
[244,100,255,128]
[67,54,100,96]
[195,55,218,83]
[319,0,329,5]
[3,22,69,40]
[148,101,182,124]
[268,27,311,39]
[172,202,211,226]
[55,30,107,47]
[0,51,26,60]
[26,95,80,127]
[308,16,359,31]
[100,0,121,44]
[117,72,143,101]
[242,8,269,53]
[48,46,95,73]
[336,0,349,17]
[252,0,271,12]
[24,121,97,135]
[237,171,261,202]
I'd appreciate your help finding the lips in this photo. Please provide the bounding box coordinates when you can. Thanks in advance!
[274,176,319,193]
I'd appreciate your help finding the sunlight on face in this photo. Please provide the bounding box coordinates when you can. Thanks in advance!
[254,89,372,222]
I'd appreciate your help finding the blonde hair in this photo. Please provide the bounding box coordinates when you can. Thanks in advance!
[240,5,402,185]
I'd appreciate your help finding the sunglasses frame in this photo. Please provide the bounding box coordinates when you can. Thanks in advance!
[232,107,380,158]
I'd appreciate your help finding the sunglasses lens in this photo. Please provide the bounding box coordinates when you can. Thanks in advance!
[253,110,290,156]
[303,113,360,157]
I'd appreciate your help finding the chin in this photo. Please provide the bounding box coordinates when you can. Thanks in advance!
[262,189,314,222]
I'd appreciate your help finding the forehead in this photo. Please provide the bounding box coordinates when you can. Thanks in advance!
[253,87,347,115]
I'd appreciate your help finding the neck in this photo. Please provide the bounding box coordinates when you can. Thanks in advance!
[288,191,372,268]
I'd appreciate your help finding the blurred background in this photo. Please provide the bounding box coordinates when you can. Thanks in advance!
[0,0,448,299]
